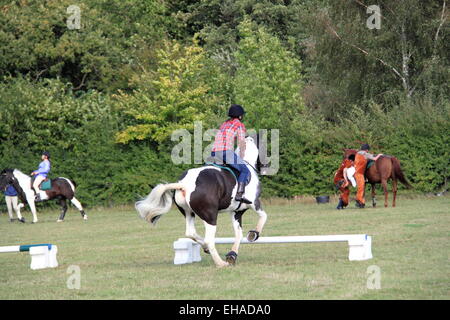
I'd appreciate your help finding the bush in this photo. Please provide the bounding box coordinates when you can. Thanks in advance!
[0,77,186,207]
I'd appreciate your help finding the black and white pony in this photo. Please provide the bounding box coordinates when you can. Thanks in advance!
[0,169,87,223]
[136,136,268,268]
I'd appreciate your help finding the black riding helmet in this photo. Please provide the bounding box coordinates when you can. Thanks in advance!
[42,151,51,159]
[228,104,245,118]
[361,144,370,151]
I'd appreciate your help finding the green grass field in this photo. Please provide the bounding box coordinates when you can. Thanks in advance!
[0,195,448,300]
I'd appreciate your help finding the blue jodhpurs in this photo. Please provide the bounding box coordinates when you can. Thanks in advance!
[211,150,250,183]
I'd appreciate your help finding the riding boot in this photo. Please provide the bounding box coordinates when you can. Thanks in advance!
[355,200,365,208]
[336,199,344,210]
[235,182,252,204]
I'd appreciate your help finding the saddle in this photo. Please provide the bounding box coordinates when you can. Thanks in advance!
[30,176,52,191]
[366,160,375,170]
[366,154,392,171]
[205,156,251,185]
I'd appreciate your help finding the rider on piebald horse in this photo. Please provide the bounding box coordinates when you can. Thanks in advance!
[211,104,252,204]
[354,144,383,208]
[31,151,51,202]
[135,105,268,267]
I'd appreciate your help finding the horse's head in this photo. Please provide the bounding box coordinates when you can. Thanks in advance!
[237,133,271,175]
[238,136,259,168]
[0,168,28,203]
[343,148,357,160]
[0,168,16,191]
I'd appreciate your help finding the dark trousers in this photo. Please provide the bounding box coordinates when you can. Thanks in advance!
[211,150,250,183]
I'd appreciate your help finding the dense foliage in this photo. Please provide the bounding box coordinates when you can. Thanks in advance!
[0,0,448,207]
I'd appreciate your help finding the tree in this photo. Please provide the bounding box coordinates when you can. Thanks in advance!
[0,0,174,92]
[233,18,304,131]
[302,0,449,117]
[114,39,219,145]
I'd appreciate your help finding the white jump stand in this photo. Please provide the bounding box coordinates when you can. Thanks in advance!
[172,235,372,265]
[30,245,59,270]
[347,235,372,261]
[173,238,202,265]
[0,244,58,270]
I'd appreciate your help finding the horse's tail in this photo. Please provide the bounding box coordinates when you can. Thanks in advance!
[391,157,412,189]
[135,182,184,226]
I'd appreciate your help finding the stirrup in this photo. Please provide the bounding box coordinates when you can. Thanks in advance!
[235,194,252,204]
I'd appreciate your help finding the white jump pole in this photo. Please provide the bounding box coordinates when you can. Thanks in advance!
[0,244,58,270]
[173,234,372,265]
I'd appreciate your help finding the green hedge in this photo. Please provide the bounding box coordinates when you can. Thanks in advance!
[0,78,448,209]
[0,77,185,208]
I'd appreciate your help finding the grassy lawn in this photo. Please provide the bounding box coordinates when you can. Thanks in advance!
[0,195,448,300]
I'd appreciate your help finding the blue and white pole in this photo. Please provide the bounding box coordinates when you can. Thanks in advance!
[0,244,58,270]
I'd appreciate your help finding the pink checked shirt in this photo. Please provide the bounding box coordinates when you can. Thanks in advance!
[212,118,246,152]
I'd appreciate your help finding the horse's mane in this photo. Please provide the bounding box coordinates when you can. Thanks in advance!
[12,168,30,178]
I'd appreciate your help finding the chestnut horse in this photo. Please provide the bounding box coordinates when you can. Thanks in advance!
[343,149,412,207]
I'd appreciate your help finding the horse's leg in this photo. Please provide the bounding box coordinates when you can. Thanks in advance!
[57,198,68,222]
[226,211,244,265]
[392,179,398,207]
[371,184,377,208]
[14,199,24,221]
[203,221,228,268]
[184,211,209,253]
[70,197,88,220]
[26,194,38,223]
[248,201,267,242]
[381,179,389,207]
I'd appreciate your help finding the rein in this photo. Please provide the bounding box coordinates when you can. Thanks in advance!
[243,160,259,174]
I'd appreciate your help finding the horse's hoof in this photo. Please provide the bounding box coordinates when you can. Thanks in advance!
[225,251,238,265]
[247,230,260,242]
[83,215,88,221]
[19,218,26,223]
[57,219,64,223]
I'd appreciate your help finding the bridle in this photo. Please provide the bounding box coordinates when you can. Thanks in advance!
[243,160,259,174]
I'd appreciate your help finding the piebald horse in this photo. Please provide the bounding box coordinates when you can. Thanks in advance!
[0,169,87,223]
[136,136,268,268]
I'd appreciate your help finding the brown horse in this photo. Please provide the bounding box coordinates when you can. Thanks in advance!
[343,149,412,207]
